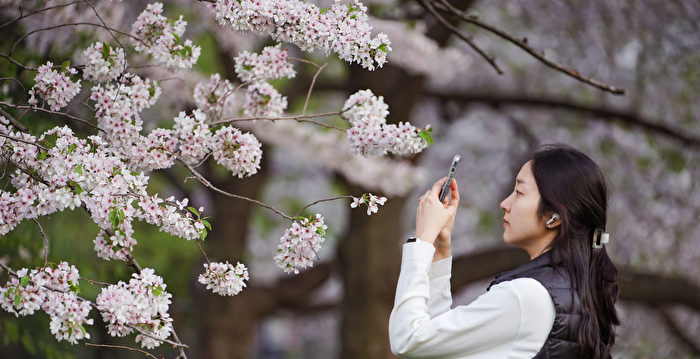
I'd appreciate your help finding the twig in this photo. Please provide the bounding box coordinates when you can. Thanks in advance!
[33,218,49,267]
[420,0,503,74]
[302,62,328,115]
[0,108,29,133]
[295,196,354,218]
[10,22,139,57]
[85,0,126,50]
[196,238,211,265]
[0,1,85,29]
[0,133,48,150]
[79,277,112,286]
[170,328,189,359]
[176,154,294,221]
[0,101,100,131]
[210,111,346,131]
[85,343,158,359]
[126,324,189,349]
[430,0,626,95]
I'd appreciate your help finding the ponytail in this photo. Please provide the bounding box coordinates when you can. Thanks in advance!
[588,246,620,357]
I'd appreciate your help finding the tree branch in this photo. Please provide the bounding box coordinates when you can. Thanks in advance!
[426,90,700,148]
[419,0,503,74]
[655,306,700,355]
[429,0,626,94]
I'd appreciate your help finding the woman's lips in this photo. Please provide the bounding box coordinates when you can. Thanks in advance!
[503,218,509,227]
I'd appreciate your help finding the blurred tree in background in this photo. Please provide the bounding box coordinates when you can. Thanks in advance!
[0,0,698,358]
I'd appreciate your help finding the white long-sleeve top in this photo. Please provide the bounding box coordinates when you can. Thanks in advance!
[389,240,556,359]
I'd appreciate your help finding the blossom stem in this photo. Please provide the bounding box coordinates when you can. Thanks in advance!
[196,238,212,266]
[302,61,328,115]
[176,154,294,221]
[84,343,158,359]
[33,218,50,267]
[295,195,355,218]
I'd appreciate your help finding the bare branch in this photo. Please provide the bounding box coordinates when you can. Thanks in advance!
[33,218,49,266]
[176,154,294,221]
[425,90,700,148]
[84,343,158,359]
[419,0,503,74]
[656,306,700,355]
[0,101,100,131]
[0,107,29,133]
[295,195,354,218]
[0,1,85,29]
[430,0,626,95]
[302,62,328,115]
[0,133,48,150]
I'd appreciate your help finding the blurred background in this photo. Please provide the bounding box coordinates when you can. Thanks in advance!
[0,0,698,358]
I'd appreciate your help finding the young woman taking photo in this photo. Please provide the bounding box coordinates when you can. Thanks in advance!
[389,144,620,359]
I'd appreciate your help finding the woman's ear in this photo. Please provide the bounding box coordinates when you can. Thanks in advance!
[545,213,560,229]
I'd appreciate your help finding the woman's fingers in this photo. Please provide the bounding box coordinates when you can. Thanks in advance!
[430,177,448,199]
[449,178,460,206]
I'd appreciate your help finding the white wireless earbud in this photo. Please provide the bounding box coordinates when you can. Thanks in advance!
[546,213,560,228]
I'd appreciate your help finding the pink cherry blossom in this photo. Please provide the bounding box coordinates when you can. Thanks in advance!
[275,214,327,274]
[198,261,249,296]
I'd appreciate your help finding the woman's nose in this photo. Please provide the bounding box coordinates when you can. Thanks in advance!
[500,193,512,212]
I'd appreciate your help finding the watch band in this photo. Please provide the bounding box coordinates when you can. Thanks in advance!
[406,237,417,243]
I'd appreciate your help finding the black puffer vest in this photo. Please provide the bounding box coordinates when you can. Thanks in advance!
[487,251,582,358]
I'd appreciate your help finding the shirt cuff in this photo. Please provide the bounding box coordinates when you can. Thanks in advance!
[402,240,436,274]
[429,256,452,279]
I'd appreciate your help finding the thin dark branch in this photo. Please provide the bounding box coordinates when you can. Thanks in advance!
[0,133,48,151]
[209,110,346,130]
[33,218,49,266]
[430,0,625,95]
[302,62,328,115]
[0,101,100,131]
[176,154,294,221]
[426,90,700,148]
[0,1,85,29]
[9,22,138,57]
[295,195,354,218]
[196,238,211,265]
[419,0,503,74]
[0,107,29,133]
[84,343,158,359]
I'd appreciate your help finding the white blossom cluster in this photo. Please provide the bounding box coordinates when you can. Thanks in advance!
[28,61,81,111]
[95,268,173,349]
[130,2,201,70]
[234,44,296,83]
[172,109,214,164]
[350,193,387,215]
[212,126,263,178]
[343,89,428,156]
[210,0,391,70]
[243,82,288,118]
[0,119,205,260]
[193,73,237,121]
[275,214,327,274]
[0,262,93,344]
[198,261,249,296]
[81,41,126,83]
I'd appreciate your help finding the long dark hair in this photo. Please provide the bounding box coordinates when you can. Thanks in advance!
[530,144,620,359]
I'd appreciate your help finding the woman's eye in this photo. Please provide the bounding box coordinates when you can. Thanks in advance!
[515,190,523,195]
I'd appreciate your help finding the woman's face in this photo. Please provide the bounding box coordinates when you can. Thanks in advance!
[499,161,550,250]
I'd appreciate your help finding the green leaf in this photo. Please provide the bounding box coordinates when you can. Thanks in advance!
[152,286,164,297]
[79,325,87,336]
[173,33,182,44]
[316,227,326,236]
[71,181,84,194]
[320,7,329,14]
[187,206,199,217]
[199,229,207,240]
[68,143,77,153]
[109,209,120,227]
[243,64,252,71]
[378,43,389,53]
[417,129,434,146]
[20,276,29,287]
[75,165,83,175]
[148,85,156,98]
[202,219,212,231]
[61,60,71,73]
[14,294,20,307]
[101,43,111,59]
[36,151,48,160]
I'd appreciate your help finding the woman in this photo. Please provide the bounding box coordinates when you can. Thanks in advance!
[389,144,620,359]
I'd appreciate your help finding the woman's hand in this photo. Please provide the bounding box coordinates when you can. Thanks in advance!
[415,177,460,251]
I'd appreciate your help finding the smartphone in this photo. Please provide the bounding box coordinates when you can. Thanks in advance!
[439,155,461,204]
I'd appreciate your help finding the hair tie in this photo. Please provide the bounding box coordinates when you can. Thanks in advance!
[592,228,610,249]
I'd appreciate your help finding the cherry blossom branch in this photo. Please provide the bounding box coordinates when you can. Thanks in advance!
[84,343,158,359]
[210,111,346,131]
[33,218,49,267]
[0,101,100,131]
[0,107,29,133]
[126,324,189,349]
[0,0,86,29]
[85,0,126,51]
[175,154,294,221]
[295,196,354,218]
[0,133,47,151]
[419,0,503,75]
[430,0,626,95]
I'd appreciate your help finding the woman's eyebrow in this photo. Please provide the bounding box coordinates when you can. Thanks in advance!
[516,178,527,186]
